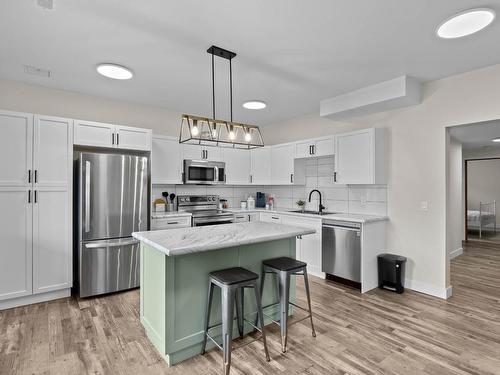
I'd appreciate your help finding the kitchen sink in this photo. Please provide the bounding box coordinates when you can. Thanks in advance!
[289,210,338,216]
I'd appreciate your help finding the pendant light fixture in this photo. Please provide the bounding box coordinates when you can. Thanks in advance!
[179,45,264,149]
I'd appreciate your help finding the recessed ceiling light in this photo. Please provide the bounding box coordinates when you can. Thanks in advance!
[437,8,495,39]
[96,63,133,80]
[492,137,500,142]
[243,100,267,110]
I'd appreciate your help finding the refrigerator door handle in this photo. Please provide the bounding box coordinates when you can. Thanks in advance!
[84,239,140,249]
[84,160,91,233]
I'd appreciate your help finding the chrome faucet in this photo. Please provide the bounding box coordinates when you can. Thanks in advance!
[308,189,325,214]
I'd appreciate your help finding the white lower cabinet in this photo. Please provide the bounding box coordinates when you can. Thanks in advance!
[33,189,71,293]
[151,215,191,230]
[0,111,72,308]
[260,212,282,223]
[0,189,33,300]
[281,215,323,278]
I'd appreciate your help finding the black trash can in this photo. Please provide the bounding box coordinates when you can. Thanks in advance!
[377,253,407,294]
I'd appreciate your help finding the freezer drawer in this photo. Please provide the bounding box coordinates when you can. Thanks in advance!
[79,238,140,297]
[322,221,361,282]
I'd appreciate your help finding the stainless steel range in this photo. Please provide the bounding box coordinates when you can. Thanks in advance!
[178,195,235,226]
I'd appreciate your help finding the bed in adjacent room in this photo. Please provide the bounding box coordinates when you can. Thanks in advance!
[467,201,496,238]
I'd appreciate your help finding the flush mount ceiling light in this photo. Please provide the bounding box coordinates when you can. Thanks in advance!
[243,100,267,110]
[492,137,500,142]
[179,45,264,149]
[96,63,133,80]
[437,8,495,39]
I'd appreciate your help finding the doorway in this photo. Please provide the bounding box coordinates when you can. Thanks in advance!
[465,158,500,243]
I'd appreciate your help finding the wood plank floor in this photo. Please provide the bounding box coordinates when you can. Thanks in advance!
[2,241,500,375]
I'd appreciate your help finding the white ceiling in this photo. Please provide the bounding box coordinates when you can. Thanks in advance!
[1,1,500,126]
[450,120,500,150]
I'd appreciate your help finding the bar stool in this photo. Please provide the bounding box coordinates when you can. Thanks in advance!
[260,257,316,353]
[201,267,270,375]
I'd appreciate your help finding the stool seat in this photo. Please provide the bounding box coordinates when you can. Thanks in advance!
[263,257,307,272]
[209,267,258,285]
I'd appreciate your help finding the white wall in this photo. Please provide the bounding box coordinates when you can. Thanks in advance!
[0,79,180,136]
[446,136,464,259]
[467,158,500,226]
[264,63,500,298]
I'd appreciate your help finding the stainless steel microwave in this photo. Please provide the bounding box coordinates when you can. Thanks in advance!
[183,159,226,185]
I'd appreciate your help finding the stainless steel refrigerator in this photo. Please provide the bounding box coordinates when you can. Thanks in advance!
[75,152,148,297]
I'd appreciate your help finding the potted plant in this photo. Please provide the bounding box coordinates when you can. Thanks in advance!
[296,199,306,213]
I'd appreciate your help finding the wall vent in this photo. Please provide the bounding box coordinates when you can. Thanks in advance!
[24,65,51,78]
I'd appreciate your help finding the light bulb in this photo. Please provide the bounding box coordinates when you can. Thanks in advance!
[245,132,252,142]
[228,125,235,140]
[191,125,199,136]
[212,129,217,138]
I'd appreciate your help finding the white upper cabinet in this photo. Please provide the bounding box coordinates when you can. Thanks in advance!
[115,125,152,151]
[152,136,183,184]
[223,148,251,185]
[272,144,295,184]
[182,144,222,161]
[34,115,73,187]
[74,120,114,148]
[314,137,335,157]
[250,146,272,185]
[74,120,151,151]
[294,136,334,159]
[0,111,33,187]
[335,128,386,184]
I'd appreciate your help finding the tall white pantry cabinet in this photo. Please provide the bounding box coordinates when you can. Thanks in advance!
[0,110,73,309]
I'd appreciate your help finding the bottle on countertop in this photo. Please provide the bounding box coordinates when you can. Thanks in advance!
[268,196,274,211]
[247,195,255,210]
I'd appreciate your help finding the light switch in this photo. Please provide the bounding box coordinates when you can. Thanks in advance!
[420,201,429,211]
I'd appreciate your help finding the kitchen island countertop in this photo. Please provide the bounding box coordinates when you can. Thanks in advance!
[133,221,315,256]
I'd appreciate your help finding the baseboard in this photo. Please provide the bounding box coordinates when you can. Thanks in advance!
[0,288,71,310]
[404,279,451,299]
[450,247,463,259]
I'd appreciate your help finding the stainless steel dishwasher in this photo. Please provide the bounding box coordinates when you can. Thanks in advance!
[322,220,361,283]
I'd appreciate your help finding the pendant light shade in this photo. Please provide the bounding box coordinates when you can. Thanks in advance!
[179,114,264,149]
[179,45,265,149]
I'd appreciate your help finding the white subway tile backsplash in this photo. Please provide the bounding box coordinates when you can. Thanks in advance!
[151,156,387,216]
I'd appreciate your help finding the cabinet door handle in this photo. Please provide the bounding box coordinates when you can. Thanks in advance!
[271,216,280,220]
[112,133,115,145]
[28,190,31,203]
[250,174,253,183]
[167,221,179,225]
[34,170,38,183]
[205,149,208,159]
[312,145,315,155]
[116,133,119,146]
[34,190,37,203]
[290,173,294,183]
[309,145,312,155]
[333,172,337,183]
[28,170,31,184]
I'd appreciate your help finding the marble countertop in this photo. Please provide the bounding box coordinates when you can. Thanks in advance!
[224,208,387,223]
[132,222,315,256]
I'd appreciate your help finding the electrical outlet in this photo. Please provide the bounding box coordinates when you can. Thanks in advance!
[420,201,429,211]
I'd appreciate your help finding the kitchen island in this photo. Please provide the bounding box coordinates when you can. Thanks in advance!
[132,222,315,366]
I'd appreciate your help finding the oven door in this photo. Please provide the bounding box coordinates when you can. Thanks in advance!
[192,215,235,226]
